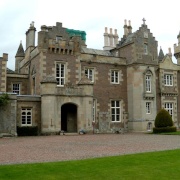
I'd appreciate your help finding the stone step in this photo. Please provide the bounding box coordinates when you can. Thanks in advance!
[63,133,79,136]
[0,133,15,138]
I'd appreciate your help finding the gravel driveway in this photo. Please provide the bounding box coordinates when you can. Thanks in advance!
[0,133,180,165]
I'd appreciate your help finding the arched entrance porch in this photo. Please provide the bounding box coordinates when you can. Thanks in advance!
[61,103,77,132]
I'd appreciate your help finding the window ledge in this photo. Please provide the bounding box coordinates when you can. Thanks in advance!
[143,93,154,100]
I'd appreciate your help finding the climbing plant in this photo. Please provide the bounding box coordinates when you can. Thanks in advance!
[0,93,9,106]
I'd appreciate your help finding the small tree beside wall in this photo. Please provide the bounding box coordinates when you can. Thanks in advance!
[0,93,9,106]
[153,109,177,133]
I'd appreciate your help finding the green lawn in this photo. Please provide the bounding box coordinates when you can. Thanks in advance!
[0,149,180,180]
[160,131,180,135]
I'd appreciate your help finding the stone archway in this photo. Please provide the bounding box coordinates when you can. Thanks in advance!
[61,103,77,132]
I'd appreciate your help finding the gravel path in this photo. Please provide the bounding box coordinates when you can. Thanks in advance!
[0,133,180,165]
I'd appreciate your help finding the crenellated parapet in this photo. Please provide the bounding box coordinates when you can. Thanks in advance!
[38,22,86,54]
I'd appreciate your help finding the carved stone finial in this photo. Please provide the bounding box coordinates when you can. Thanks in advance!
[142,18,146,25]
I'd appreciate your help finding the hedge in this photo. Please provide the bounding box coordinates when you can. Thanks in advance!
[17,126,38,136]
[153,126,177,133]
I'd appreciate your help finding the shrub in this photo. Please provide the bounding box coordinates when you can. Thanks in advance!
[154,109,173,128]
[153,126,177,133]
[0,93,9,106]
[17,126,38,136]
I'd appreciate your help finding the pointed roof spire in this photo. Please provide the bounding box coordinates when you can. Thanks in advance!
[15,41,25,57]
[158,46,165,61]
[177,31,180,38]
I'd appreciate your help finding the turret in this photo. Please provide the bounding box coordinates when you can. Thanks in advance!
[158,46,165,61]
[15,41,25,73]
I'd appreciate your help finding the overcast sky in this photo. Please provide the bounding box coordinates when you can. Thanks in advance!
[0,0,180,70]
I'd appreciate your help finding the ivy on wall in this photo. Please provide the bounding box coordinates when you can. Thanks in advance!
[0,93,9,106]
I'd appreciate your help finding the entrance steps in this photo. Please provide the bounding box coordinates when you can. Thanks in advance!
[63,133,79,136]
[0,133,16,138]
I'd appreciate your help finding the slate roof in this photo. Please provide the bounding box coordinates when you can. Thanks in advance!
[81,47,113,56]
[120,33,135,46]
[78,74,94,85]
[15,42,25,57]
[7,68,15,74]
[158,47,165,61]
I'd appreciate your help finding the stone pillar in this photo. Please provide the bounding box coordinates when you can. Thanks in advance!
[0,53,8,92]
[41,75,58,134]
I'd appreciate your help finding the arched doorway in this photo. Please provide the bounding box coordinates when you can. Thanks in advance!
[147,122,152,131]
[61,103,77,132]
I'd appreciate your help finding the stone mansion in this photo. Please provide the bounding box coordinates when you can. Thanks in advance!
[1,19,180,136]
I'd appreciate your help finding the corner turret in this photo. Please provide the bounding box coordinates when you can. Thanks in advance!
[15,41,25,73]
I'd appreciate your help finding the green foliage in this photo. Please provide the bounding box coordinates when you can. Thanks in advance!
[155,109,173,128]
[0,149,180,180]
[153,126,177,133]
[0,93,9,106]
[17,126,38,136]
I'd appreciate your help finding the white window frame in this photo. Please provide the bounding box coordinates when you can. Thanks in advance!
[111,100,121,122]
[21,108,32,126]
[165,103,173,117]
[146,102,151,114]
[111,70,119,84]
[85,68,94,82]
[56,63,65,86]
[12,83,20,95]
[164,74,173,86]
[145,75,151,92]
[92,99,96,122]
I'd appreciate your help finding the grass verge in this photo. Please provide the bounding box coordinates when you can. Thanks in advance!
[0,149,180,180]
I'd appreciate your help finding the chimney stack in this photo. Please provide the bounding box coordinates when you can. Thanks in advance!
[26,21,36,50]
[123,19,128,36]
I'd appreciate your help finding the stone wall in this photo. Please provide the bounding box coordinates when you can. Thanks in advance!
[0,94,17,136]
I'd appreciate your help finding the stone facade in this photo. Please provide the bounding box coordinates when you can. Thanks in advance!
[1,19,180,136]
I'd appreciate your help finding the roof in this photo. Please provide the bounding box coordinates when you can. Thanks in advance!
[15,42,25,57]
[158,47,165,61]
[7,68,15,74]
[78,74,94,85]
[121,33,135,46]
[81,47,113,56]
